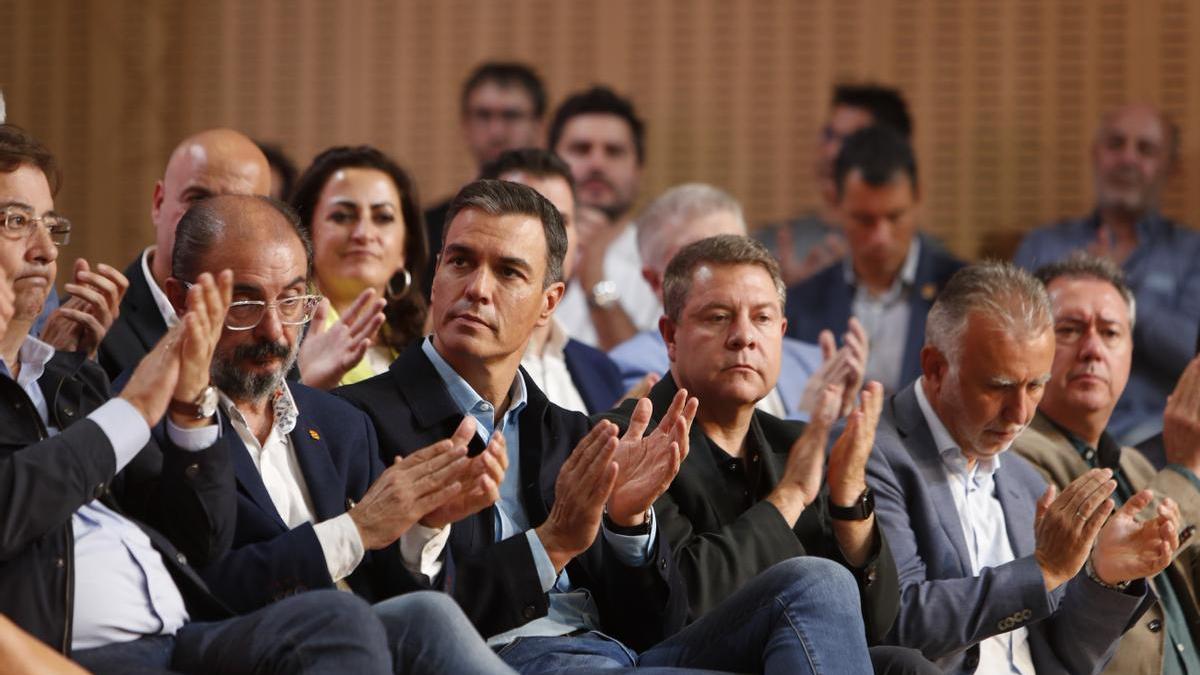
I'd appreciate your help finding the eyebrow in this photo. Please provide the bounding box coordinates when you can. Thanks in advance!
[498,255,533,273]
[231,276,307,296]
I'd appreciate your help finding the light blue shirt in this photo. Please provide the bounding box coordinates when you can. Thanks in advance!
[845,238,920,393]
[0,336,216,651]
[914,379,1034,675]
[421,338,655,643]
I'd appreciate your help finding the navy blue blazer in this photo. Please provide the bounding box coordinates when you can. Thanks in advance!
[335,342,688,649]
[867,383,1151,673]
[784,236,964,390]
[198,382,422,613]
[562,337,624,415]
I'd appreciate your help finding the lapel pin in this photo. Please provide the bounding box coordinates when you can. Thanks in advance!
[308,429,321,440]
[920,283,937,301]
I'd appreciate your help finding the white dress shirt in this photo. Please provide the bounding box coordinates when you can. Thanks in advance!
[555,223,663,347]
[520,317,588,415]
[140,246,179,328]
[1,335,215,651]
[915,379,1036,675]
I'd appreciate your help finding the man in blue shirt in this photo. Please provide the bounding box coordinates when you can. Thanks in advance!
[1014,103,1200,444]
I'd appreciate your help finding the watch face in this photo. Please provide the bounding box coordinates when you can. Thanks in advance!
[198,386,219,418]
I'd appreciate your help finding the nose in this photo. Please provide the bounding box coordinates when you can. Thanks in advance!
[463,266,493,305]
[25,221,58,265]
[349,215,372,243]
[725,312,757,351]
[1077,325,1105,361]
[1002,388,1034,427]
[254,303,287,342]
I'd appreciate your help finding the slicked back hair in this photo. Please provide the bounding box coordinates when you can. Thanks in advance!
[662,234,785,323]
[1034,252,1137,329]
[442,179,566,287]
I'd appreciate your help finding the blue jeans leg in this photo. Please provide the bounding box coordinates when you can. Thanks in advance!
[71,635,179,674]
[171,589,392,674]
[373,590,515,674]
[638,557,874,675]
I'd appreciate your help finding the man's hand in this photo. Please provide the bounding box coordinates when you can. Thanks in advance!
[420,417,508,528]
[776,227,847,287]
[350,440,471,551]
[607,390,699,526]
[1091,490,1181,585]
[798,318,869,418]
[39,259,129,358]
[1033,468,1116,591]
[766,383,840,526]
[168,271,233,428]
[827,381,884,566]
[298,290,386,391]
[536,422,620,572]
[1164,356,1200,477]
[621,372,660,401]
[0,267,13,340]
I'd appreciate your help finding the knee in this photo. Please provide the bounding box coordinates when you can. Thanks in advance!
[376,590,461,623]
[297,589,379,627]
[767,557,860,606]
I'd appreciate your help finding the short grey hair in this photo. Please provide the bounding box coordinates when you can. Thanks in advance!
[925,261,1053,366]
[172,194,312,282]
[1034,252,1136,329]
[636,183,746,270]
[662,234,785,322]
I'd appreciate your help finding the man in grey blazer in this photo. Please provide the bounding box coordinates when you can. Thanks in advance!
[866,261,1181,674]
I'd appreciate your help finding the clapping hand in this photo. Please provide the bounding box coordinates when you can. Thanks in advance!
[606,390,699,526]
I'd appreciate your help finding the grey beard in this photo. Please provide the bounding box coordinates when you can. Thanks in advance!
[211,342,298,404]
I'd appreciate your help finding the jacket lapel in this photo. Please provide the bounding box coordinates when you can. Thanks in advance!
[221,413,289,531]
[287,403,345,522]
[901,237,937,386]
[995,470,1036,558]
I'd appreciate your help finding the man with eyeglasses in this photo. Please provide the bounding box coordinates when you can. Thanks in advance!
[164,193,515,674]
[0,125,400,673]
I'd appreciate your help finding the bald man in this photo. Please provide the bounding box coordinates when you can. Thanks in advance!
[98,128,270,379]
[1015,103,1200,445]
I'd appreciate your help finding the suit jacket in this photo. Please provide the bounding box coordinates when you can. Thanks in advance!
[562,337,624,415]
[98,253,167,382]
[1014,412,1200,675]
[598,373,901,641]
[334,342,688,649]
[607,329,823,420]
[0,350,233,652]
[784,235,964,390]
[866,382,1152,674]
[198,382,422,614]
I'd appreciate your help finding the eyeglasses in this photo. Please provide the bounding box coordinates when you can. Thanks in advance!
[183,282,322,331]
[1,206,71,246]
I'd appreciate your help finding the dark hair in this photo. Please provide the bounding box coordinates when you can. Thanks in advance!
[172,194,312,282]
[479,148,575,194]
[832,84,913,140]
[256,141,298,200]
[461,62,547,119]
[833,125,918,199]
[290,145,428,353]
[443,179,566,287]
[0,124,61,196]
[548,86,646,165]
[1034,252,1137,328]
[662,235,785,322]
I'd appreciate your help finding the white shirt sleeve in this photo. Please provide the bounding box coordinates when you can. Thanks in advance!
[312,512,366,583]
[163,416,220,452]
[399,523,452,582]
[88,398,151,473]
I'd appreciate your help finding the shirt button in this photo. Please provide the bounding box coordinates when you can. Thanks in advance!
[54,557,65,569]
[1148,619,1163,633]
[521,605,537,620]
[92,483,106,499]
[184,464,200,479]
[659,558,668,571]
[176,552,188,566]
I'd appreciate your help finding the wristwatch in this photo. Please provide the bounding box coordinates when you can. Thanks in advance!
[169,385,219,420]
[588,280,621,309]
[1085,558,1131,592]
[828,487,874,521]
[603,507,653,535]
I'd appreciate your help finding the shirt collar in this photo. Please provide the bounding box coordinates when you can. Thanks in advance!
[1042,413,1122,471]
[219,382,299,437]
[914,376,1002,479]
[1087,209,1166,242]
[141,246,180,328]
[843,236,922,291]
[0,334,56,386]
[421,336,527,426]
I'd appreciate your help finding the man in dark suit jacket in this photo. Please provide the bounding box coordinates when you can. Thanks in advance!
[785,126,964,394]
[866,262,1179,674]
[98,128,272,381]
[0,123,391,674]
[164,194,515,674]
[341,180,877,673]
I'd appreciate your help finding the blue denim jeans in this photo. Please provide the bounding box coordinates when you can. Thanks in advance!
[373,590,515,674]
[497,557,874,674]
[72,590,391,674]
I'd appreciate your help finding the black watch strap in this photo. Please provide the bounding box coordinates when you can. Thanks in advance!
[603,508,653,535]
[828,488,875,521]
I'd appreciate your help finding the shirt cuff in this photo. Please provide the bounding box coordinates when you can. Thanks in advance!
[399,522,451,581]
[601,507,657,567]
[1166,464,1200,493]
[89,398,151,474]
[313,512,366,583]
[164,416,219,452]
[524,529,559,592]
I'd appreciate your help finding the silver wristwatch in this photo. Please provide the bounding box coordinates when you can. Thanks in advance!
[589,280,620,309]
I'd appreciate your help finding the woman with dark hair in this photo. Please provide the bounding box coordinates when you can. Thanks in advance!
[291,145,428,388]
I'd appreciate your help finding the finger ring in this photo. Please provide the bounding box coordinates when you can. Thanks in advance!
[1075,511,1087,520]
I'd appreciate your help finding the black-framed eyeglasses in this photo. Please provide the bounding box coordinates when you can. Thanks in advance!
[183,282,322,331]
[1,206,71,246]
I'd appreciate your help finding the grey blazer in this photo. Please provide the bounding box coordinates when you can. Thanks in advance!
[866,382,1152,674]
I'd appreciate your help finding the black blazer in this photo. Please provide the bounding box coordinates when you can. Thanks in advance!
[0,350,233,652]
[600,374,900,642]
[335,342,688,649]
[199,382,422,613]
[98,254,168,382]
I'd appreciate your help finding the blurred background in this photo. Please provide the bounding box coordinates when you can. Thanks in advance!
[3,0,1199,280]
